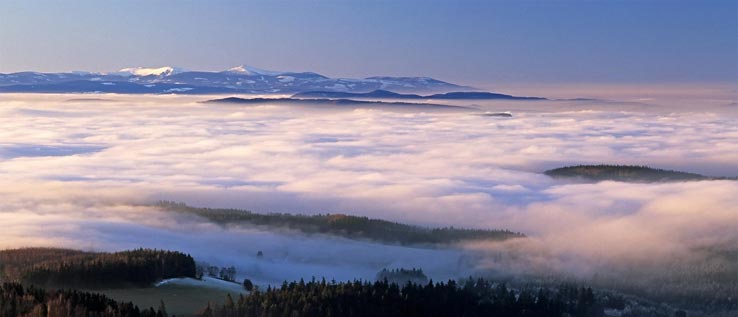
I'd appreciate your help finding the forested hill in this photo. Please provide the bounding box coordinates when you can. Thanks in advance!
[157,201,524,246]
[544,165,732,182]
[0,248,196,289]
[0,283,168,317]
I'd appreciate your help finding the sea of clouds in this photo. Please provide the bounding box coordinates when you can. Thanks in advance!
[0,91,735,289]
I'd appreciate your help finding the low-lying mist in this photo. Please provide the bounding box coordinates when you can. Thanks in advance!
[0,91,735,304]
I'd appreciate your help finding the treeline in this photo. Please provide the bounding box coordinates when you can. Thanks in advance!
[0,283,168,317]
[158,201,524,245]
[544,164,720,182]
[0,248,196,289]
[200,278,605,317]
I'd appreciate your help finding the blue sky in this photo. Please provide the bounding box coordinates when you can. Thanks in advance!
[0,0,735,85]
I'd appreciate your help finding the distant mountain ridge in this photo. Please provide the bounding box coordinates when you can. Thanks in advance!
[293,89,546,100]
[203,96,473,111]
[0,65,470,94]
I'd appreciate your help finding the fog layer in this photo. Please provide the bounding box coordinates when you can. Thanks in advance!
[0,92,735,290]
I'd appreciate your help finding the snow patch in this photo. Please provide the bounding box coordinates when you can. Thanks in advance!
[117,66,187,77]
[155,277,246,293]
[225,65,284,76]
[325,83,348,91]
[277,76,295,83]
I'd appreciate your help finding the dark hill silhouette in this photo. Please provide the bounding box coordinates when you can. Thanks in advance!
[293,89,546,100]
[157,201,523,246]
[203,96,472,111]
[544,165,734,182]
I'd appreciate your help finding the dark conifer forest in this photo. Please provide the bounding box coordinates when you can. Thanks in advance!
[0,248,196,289]
[200,278,605,317]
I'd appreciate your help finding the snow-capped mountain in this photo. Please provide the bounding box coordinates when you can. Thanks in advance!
[0,65,470,94]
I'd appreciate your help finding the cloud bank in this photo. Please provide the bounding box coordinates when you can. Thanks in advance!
[0,93,735,296]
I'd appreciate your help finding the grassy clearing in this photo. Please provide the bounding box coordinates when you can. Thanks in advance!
[96,279,244,317]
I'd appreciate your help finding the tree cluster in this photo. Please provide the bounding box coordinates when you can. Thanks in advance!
[196,263,237,282]
[375,268,428,285]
